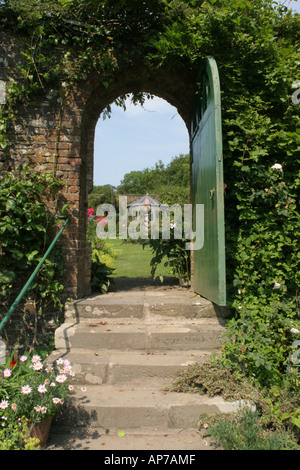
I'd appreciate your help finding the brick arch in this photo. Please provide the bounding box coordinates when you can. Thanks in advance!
[0,30,197,298]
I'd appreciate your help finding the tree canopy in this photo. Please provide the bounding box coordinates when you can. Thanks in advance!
[117,154,190,205]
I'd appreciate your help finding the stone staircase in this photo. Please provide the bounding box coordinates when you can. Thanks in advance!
[48,288,238,432]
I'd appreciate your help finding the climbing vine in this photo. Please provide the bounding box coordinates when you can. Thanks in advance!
[0,0,299,385]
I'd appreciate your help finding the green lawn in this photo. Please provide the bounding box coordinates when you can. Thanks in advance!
[106,238,173,278]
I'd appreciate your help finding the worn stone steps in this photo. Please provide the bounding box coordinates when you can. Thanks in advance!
[48,288,235,433]
[54,322,225,352]
[60,384,245,430]
[47,348,212,385]
[63,290,228,323]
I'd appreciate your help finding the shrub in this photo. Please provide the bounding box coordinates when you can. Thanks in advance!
[221,301,299,388]
[0,418,40,450]
[207,408,299,450]
[0,351,74,424]
[147,229,191,285]
[0,165,67,350]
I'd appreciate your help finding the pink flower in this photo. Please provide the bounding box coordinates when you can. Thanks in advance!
[31,355,41,363]
[55,374,67,383]
[21,385,32,395]
[3,369,11,378]
[32,361,43,371]
[87,208,94,219]
[0,400,9,409]
[38,384,47,393]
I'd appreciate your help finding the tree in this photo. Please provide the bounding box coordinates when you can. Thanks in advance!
[88,184,116,210]
[117,154,190,206]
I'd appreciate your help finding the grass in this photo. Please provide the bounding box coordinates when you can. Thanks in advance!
[106,238,173,278]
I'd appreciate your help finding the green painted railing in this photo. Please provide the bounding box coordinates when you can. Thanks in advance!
[0,218,69,334]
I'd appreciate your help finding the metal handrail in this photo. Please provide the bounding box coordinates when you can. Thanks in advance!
[0,218,69,333]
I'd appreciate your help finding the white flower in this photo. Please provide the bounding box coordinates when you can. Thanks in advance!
[32,361,43,371]
[63,364,72,374]
[21,385,32,395]
[55,374,67,383]
[41,407,47,414]
[0,400,9,409]
[34,405,42,413]
[31,355,41,363]
[38,384,47,393]
[56,358,64,365]
[52,397,60,404]
[273,282,281,289]
[271,163,283,172]
[290,328,300,334]
[19,356,27,362]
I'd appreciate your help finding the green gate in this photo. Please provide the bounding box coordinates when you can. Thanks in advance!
[191,56,226,306]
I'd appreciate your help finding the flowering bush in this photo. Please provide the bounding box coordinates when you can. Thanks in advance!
[0,352,75,426]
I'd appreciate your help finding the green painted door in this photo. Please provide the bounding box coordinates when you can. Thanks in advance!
[191,56,226,306]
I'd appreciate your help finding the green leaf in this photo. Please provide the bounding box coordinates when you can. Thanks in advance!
[27,250,39,261]
[6,198,16,211]
[291,417,300,428]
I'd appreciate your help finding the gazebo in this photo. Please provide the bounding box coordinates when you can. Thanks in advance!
[128,194,161,237]
[128,194,160,210]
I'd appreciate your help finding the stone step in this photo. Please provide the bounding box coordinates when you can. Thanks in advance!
[64,291,228,323]
[47,348,213,385]
[54,322,225,352]
[56,383,246,430]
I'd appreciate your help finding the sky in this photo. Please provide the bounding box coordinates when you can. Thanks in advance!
[93,0,300,188]
[93,96,190,188]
